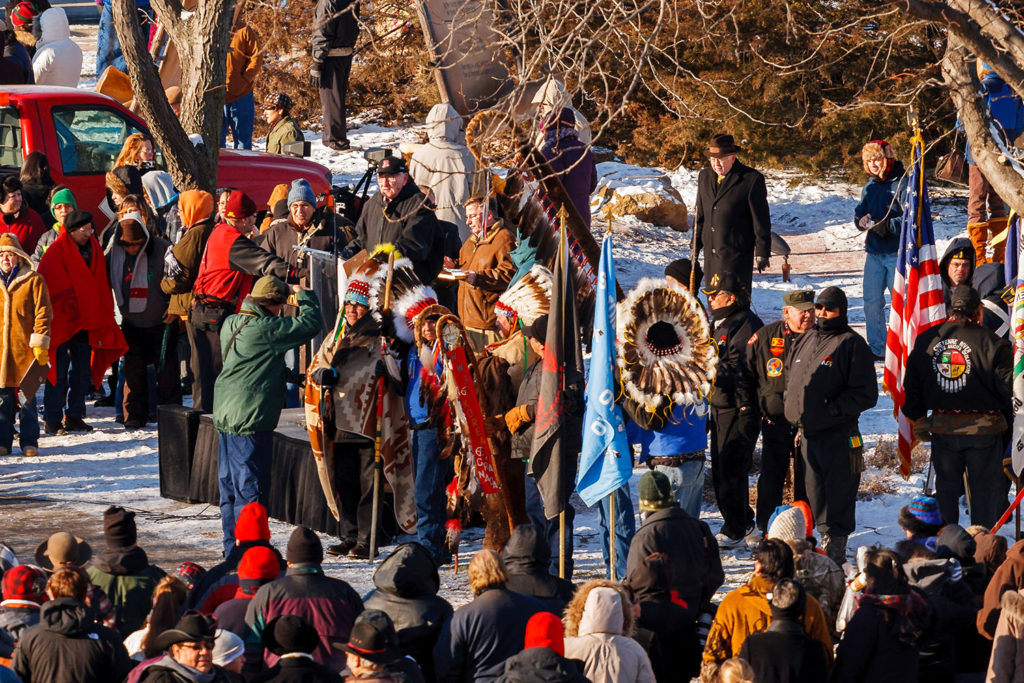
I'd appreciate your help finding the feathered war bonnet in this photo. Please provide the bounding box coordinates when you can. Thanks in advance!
[617,277,718,414]
[494,264,553,326]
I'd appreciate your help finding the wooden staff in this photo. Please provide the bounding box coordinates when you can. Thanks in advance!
[369,252,396,562]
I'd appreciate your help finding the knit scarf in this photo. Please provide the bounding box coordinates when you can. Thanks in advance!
[857,590,930,646]
[105,213,150,314]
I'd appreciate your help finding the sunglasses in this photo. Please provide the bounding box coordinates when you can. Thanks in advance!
[814,303,837,312]
[180,639,214,652]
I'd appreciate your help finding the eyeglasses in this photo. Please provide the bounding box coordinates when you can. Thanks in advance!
[72,225,94,234]
[180,640,214,652]
[814,303,837,312]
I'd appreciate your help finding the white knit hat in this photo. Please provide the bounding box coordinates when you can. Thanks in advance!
[212,629,244,666]
[767,506,806,543]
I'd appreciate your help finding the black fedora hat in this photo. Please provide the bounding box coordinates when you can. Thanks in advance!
[331,610,402,665]
[705,133,742,158]
[153,612,216,652]
[263,614,319,656]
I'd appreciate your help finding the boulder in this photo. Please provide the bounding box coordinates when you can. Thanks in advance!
[592,164,689,232]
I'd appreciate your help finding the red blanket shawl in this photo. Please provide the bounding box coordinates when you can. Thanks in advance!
[37,232,128,387]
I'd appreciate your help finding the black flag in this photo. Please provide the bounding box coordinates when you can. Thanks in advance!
[529,216,583,519]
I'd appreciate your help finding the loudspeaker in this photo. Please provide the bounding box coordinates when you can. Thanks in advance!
[157,404,202,502]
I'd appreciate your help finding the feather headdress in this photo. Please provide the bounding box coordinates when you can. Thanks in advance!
[495,264,553,326]
[617,277,718,412]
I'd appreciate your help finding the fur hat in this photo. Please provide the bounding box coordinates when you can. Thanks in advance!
[0,233,30,265]
[862,139,895,178]
[495,264,552,326]
[618,277,717,412]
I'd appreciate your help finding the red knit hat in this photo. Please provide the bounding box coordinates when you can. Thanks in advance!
[234,501,270,543]
[223,190,256,219]
[238,546,280,581]
[9,2,36,28]
[2,565,46,604]
[524,612,564,656]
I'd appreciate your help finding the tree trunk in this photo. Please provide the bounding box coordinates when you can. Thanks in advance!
[111,0,235,192]
[942,35,1024,217]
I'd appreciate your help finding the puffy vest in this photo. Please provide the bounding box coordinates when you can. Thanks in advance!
[193,223,253,309]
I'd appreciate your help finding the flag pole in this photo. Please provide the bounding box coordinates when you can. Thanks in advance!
[559,511,566,578]
[370,251,396,563]
[603,205,617,582]
[558,205,570,581]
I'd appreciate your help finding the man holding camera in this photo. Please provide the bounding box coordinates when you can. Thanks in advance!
[351,155,441,285]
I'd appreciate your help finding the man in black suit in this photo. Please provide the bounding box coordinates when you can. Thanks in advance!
[693,133,773,292]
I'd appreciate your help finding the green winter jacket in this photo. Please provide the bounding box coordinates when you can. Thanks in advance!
[266,116,304,156]
[213,289,322,435]
[86,548,166,638]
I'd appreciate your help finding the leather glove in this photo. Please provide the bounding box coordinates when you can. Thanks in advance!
[311,367,338,387]
[32,347,49,367]
[756,256,770,273]
[380,310,396,339]
[504,404,531,434]
[870,218,891,238]
[309,65,322,89]
[374,359,387,379]
[464,272,478,286]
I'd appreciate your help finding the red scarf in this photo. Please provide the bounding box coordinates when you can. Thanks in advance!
[37,232,128,387]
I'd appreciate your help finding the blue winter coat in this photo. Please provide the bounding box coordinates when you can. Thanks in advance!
[625,402,707,460]
[965,73,1024,164]
[854,160,906,255]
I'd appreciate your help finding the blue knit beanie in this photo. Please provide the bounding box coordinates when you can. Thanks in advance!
[287,178,315,207]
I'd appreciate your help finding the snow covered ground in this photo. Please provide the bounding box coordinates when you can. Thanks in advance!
[6,32,1011,612]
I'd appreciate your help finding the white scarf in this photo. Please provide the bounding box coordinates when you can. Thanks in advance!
[105,211,150,314]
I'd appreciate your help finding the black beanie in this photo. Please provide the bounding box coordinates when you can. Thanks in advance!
[286,527,323,565]
[665,258,702,287]
[103,506,137,549]
[64,210,93,232]
[816,286,848,314]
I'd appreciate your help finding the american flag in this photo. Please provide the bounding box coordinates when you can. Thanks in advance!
[882,135,945,480]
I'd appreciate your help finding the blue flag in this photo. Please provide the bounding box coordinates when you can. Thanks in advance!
[576,234,632,506]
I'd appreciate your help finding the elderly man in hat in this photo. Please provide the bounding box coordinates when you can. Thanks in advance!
[350,155,440,285]
[693,133,773,292]
[740,289,816,533]
[702,272,762,548]
[784,286,877,564]
[336,610,414,682]
[138,613,235,682]
[213,276,320,555]
[904,285,1012,528]
[625,471,724,623]
[189,190,291,412]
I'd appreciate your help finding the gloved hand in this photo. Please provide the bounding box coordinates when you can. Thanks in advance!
[311,367,338,387]
[870,218,891,238]
[310,65,322,89]
[32,347,49,367]
[912,417,931,443]
[380,310,396,339]
[464,272,478,286]
[504,404,531,434]
[374,359,387,379]
[756,256,770,273]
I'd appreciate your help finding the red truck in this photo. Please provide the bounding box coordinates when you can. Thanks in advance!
[0,86,332,220]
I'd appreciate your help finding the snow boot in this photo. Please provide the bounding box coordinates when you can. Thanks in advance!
[821,533,848,565]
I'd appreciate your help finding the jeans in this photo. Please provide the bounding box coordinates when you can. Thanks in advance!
[43,333,91,423]
[0,389,38,451]
[221,92,255,150]
[96,3,153,76]
[218,431,272,555]
[524,469,576,579]
[597,485,634,580]
[863,251,897,356]
[412,427,451,560]
[653,458,706,519]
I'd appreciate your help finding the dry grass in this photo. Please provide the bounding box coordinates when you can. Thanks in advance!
[866,437,930,475]
[857,471,897,500]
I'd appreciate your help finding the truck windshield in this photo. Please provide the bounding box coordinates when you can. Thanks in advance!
[51,105,147,175]
[0,107,22,169]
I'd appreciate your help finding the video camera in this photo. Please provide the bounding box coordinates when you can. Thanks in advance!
[331,147,397,223]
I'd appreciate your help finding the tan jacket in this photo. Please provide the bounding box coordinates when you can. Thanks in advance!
[988,589,1024,683]
[486,328,537,390]
[225,24,262,103]
[456,222,515,330]
[703,574,833,667]
[0,235,51,388]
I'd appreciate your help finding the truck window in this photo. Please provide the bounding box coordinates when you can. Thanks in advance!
[0,107,22,170]
[50,105,146,175]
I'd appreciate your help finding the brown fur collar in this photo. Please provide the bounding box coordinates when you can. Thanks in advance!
[1001,589,1024,625]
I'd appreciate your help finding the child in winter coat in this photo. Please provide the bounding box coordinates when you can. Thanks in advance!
[31,7,80,87]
